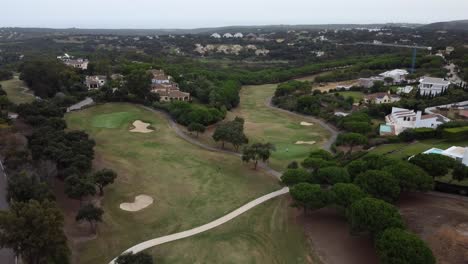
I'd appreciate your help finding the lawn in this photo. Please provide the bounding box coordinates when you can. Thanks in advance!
[368,139,468,159]
[0,76,35,104]
[65,103,310,263]
[192,83,330,171]
[336,91,364,102]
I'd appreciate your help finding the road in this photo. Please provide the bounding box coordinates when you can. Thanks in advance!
[0,161,15,264]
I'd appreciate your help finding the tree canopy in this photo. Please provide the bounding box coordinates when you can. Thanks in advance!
[290,183,330,214]
[354,170,401,203]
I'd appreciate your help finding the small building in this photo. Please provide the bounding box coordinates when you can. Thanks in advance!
[149,69,171,84]
[233,32,244,38]
[445,46,455,55]
[397,86,414,94]
[64,58,89,70]
[423,146,468,166]
[85,75,106,89]
[364,92,400,104]
[379,69,408,83]
[383,107,448,135]
[223,33,233,38]
[418,77,451,96]
[210,33,221,39]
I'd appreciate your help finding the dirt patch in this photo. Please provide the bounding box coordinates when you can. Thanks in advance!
[295,141,316,145]
[129,120,154,133]
[120,195,154,212]
[312,80,359,92]
[300,208,378,264]
[300,121,314,126]
[398,192,468,264]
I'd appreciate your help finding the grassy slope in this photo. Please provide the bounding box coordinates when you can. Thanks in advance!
[65,103,310,263]
[0,76,34,104]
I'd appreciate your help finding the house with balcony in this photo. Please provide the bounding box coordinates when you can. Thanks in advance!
[418,77,451,96]
[381,107,449,135]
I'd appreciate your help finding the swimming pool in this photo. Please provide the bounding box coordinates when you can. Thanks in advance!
[423,148,444,155]
[379,124,393,133]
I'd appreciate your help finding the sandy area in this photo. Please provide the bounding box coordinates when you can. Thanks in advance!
[130,120,154,133]
[312,80,359,92]
[120,195,154,212]
[300,121,314,126]
[295,141,316,145]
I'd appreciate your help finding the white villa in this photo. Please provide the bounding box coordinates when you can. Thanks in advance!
[382,107,449,135]
[423,146,468,166]
[418,77,451,96]
[210,33,221,39]
[397,86,414,94]
[233,32,244,38]
[379,69,408,83]
[223,33,234,38]
[85,75,106,89]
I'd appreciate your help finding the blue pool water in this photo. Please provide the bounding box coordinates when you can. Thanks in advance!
[424,148,444,154]
[380,125,392,133]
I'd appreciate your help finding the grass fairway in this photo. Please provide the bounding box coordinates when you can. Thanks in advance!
[229,84,330,170]
[65,103,310,263]
[150,196,316,263]
[0,76,34,104]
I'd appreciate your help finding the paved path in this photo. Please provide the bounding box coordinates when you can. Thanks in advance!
[109,187,289,263]
[0,161,16,264]
[265,97,339,152]
[67,97,94,112]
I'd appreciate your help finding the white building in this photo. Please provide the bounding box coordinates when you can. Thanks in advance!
[418,77,451,96]
[397,86,414,94]
[423,146,468,166]
[379,69,408,83]
[223,33,233,38]
[233,32,244,38]
[210,33,221,39]
[384,107,448,135]
[85,75,106,89]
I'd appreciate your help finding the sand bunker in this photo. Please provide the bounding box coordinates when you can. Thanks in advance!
[120,195,154,212]
[130,120,154,133]
[295,141,316,145]
[300,121,314,126]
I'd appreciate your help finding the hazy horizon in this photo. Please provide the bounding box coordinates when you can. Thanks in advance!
[2,0,468,29]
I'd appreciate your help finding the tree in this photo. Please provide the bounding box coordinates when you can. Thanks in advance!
[335,133,368,153]
[212,117,248,150]
[376,228,435,264]
[0,200,69,264]
[410,153,455,178]
[354,170,401,203]
[331,183,366,208]
[308,150,334,160]
[315,166,351,185]
[346,159,368,179]
[347,198,404,236]
[7,172,53,202]
[64,175,96,204]
[115,252,153,264]
[93,169,117,196]
[301,157,336,171]
[452,163,468,182]
[75,204,104,234]
[382,161,433,191]
[281,168,311,186]
[290,183,330,214]
[242,142,275,169]
[187,122,206,137]
[384,77,394,84]
[124,69,152,101]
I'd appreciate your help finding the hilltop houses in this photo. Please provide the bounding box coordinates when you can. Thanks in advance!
[223,33,234,38]
[233,32,244,38]
[57,53,89,70]
[381,107,449,135]
[148,69,190,102]
[418,77,451,96]
[210,33,221,39]
[85,75,106,89]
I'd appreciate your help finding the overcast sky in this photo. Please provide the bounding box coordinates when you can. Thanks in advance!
[2,0,468,29]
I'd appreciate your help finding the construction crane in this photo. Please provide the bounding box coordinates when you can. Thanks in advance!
[354,42,432,74]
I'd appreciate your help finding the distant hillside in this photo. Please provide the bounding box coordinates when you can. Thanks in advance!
[420,20,468,31]
[0,23,421,38]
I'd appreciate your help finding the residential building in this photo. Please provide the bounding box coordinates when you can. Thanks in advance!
[423,146,468,166]
[151,83,190,102]
[383,107,448,135]
[210,33,221,39]
[418,77,451,96]
[396,86,414,94]
[379,69,408,83]
[364,92,400,104]
[233,32,244,38]
[223,33,233,38]
[85,75,107,89]
[58,53,89,70]
[149,69,171,84]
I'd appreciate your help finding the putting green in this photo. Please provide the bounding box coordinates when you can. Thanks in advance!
[91,111,136,128]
